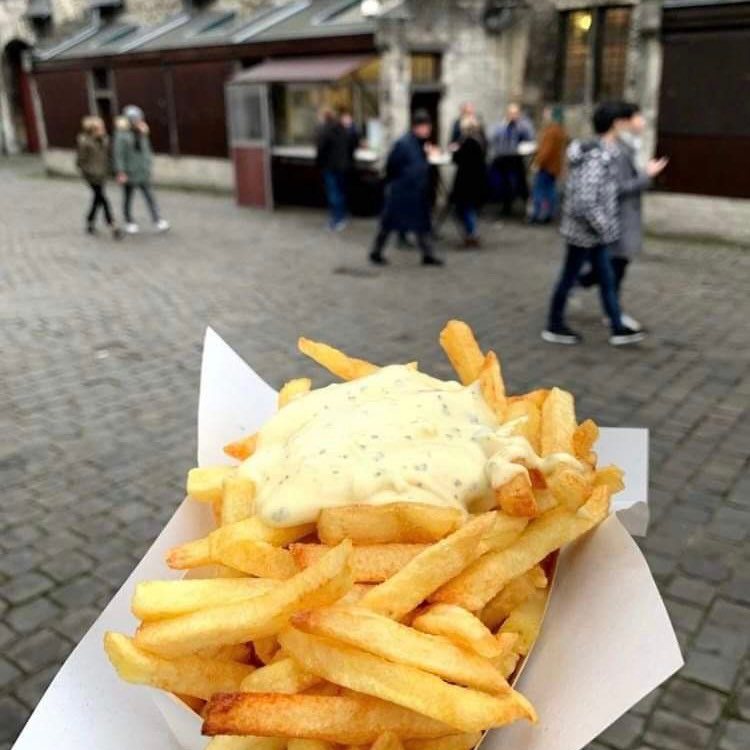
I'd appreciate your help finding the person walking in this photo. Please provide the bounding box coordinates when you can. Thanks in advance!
[369,110,443,267]
[542,102,646,347]
[75,116,121,239]
[316,108,353,231]
[489,103,535,216]
[529,106,567,224]
[450,115,487,247]
[578,102,668,330]
[113,106,169,235]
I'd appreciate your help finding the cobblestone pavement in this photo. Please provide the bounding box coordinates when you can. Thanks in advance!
[1,158,749,750]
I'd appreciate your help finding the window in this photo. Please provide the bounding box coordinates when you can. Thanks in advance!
[410,53,441,86]
[557,6,632,103]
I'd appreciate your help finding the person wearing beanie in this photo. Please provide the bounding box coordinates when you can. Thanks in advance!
[113,105,169,235]
[529,105,567,224]
[75,115,122,239]
[369,109,443,267]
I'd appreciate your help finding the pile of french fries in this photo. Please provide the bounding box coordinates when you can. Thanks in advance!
[105,321,624,750]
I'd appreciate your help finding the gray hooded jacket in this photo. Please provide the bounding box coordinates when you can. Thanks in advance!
[560,139,620,248]
[613,136,651,259]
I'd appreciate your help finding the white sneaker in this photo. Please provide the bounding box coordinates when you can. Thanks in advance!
[155,219,170,232]
[124,223,140,235]
[601,313,643,331]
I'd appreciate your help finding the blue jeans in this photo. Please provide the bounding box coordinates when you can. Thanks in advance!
[531,169,556,221]
[548,243,624,332]
[323,170,348,227]
[457,206,478,237]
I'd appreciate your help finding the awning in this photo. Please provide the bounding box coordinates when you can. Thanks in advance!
[230,54,373,84]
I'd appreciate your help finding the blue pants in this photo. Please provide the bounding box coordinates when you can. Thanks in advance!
[548,243,624,332]
[530,169,556,221]
[323,170,348,227]
[457,206,478,237]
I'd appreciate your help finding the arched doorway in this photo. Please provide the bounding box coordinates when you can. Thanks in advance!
[2,39,40,154]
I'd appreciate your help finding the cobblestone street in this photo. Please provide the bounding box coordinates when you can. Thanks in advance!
[1,158,749,750]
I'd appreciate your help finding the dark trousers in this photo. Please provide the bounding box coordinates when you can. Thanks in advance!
[123,183,160,224]
[548,243,624,332]
[322,169,348,227]
[86,182,114,226]
[530,169,557,222]
[492,155,528,215]
[372,226,434,260]
[580,256,629,294]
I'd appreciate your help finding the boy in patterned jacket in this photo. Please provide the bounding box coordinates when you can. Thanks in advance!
[542,102,646,347]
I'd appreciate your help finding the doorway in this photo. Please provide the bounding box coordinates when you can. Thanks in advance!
[2,39,40,153]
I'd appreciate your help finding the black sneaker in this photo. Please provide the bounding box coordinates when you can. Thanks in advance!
[369,252,388,266]
[541,326,582,345]
[422,256,444,267]
[609,326,647,346]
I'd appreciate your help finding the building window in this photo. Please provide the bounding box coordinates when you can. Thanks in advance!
[410,53,441,86]
[557,6,632,104]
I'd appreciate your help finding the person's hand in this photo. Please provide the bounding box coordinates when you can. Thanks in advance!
[646,157,669,178]
[116,172,128,185]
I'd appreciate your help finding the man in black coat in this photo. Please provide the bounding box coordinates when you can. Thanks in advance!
[316,108,354,230]
[369,110,443,267]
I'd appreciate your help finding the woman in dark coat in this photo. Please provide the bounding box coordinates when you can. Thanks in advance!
[369,110,443,267]
[76,116,121,239]
[450,116,487,246]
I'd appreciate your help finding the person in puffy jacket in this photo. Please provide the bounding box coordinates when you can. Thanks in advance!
[113,106,169,235]
[542,102,646,347]
[76,116,121,239]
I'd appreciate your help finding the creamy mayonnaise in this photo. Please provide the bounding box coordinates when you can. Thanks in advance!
[239,365,579,527]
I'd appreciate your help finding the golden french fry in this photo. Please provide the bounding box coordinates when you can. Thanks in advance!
[498,588,548,656]
[289,740,333,750]
[135,540,353,657]
[104,632,254,700]
[411,604,503,659]
[222,476,255,526]
[358,513,496,620]
[497,651,520,679]
[572,419,599,459]
[187,466,236,503]
[291,543,426,583]
[196,643,253,663]
[547,468,592,511]
[203,693,456,742]
[215,541,298,579]
[507,389,549,409]
[240,657,319,694]
[291,606,509,693]
[478,351,506,420]
[594,465,625,495]
[432,487,610,610]
[279,378,312,408]
[372,732,405,750]
[438,320,485,385]
[253,636,279,665]
[494,473,538,518]
[206,738,286,750]
[224,433,259,462]
[165,537,212,569]
[404,735,482,750]
[278,628,536,732]
[298,337,378,380]
[503,400,542,455]
[479,566,547,630]
[540,387,576,456]
[317,504,464,546]
[478,513,529,552]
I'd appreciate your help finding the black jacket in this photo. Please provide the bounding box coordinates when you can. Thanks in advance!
[316,121,353,173]
[380,132,432,234]
[451,135,487,208]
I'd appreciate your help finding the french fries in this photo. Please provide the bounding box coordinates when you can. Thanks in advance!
[106,321,620,750]
[203,694,456,742]
[411,604,503,659]
[104,633,254,700]
[439,320,485,385]
[279,378,312,408]
[278,628,535,732]
[298,337,378,380]
[291,606,509,693]
[317,503,464,545]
